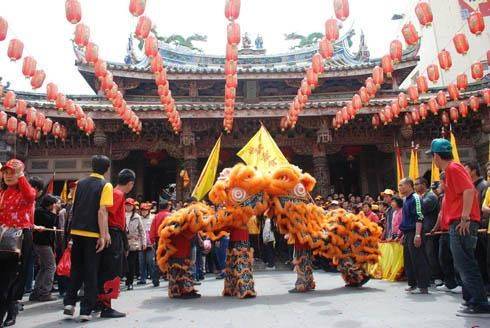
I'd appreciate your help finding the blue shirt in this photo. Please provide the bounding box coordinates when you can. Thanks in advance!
[399,192,424,233]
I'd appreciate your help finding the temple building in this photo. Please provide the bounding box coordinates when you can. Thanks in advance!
[1,27,488,201]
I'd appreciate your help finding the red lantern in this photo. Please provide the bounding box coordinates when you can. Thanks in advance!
[300,80,312,97]
[378,110,386,125]
[35,112,45,130]
[225,87,236,100]
[469,96,480,112]
[365,78,377,97]
[85,42,99,64]
[372,114,380,128]
[482,89,490,106]
[226,44,238,61]
[17,121,27,138]
[352,94,362,111]
[15,100,27,118]
[158,84,170,98]
[154,70,167,86]
[450,106,459,122]
[468,11,485,36]
[60,125,68,141]
[390,40,403,63]
[77,117,86,130]
[427,64,439,83]
[415,2,433,27]
[416,75,428,93]
[144,35,158,58]
[398,92,408,108]
[7,116,17,134]
[30,70,46,89]
[471,62,484,80]
[384,105,393,122]
[407,85,419,103]
[0,16,8,41]
[26,107,36,126]
[75,104,85,120]
[391,100,401,118]
[381,55,394,77]
[428,97,439,115]
[359,87,370,104]
[85,117,95,135]
[65,0,81,24]
[419,104,428,120]
[74,23,90,47]
[402,22,419,45]
[55,93,67,111]
[129,0,146,17]
[453,33,469,55]
[7,39,24,61]
[135,16,152,40]
[225,0,241,21]
[224,60,237,75]
[437,91,447,107]
[306,68,318,87]
[51,122,61,139]
[438,49,452,71]
[458,102,468,118]
[448,83,460,101]
[151,54,164,73]
[456,73,468,91]
[3,91,16,109]
[312,53,325,74]
[334,0,349,21]
[226,74,238,88]
[411,108,420,125]
[64,99,76,116]
[372,66,384,87]
[0,111,6,129]
[319,38,334,59]
[94,60,107,78]
[100,73,114,91]
[22,56,37,78]
[227,22,241,45]
[42,118,53,135]
[441,111,450,126]
[325,18,339,42]
[46,83,58,101]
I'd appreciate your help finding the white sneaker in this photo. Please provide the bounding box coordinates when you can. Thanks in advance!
[435,285,453,292]
[434,279,444,286]
[63,305,75,319]
[78,314,91,322]
[450,286,463,294]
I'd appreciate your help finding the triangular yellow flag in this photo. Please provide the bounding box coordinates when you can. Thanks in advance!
[237,125,289,173]
[431,159,440,183]
[395,142,405,185]
[450,132,460,163]
[191,136,221,201]
[408,146,419,180]
[60,180,68,203]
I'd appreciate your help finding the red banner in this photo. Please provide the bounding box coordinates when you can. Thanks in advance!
[458,0,490,17]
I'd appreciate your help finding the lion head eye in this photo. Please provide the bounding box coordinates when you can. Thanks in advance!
[230,187,247,203]
[293,183,307,198]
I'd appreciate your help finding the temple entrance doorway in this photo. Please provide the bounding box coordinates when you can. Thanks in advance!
[328,146,362,196]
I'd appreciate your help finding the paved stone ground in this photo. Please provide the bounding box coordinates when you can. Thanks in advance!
[18,271,488,328]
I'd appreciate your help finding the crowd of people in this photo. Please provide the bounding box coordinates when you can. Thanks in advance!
[0,136,489,326]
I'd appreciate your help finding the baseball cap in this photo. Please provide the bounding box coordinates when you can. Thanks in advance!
[140,202,152,210]
[426,138,452,155]
[125,198,136,206]
[0,159,24,172]
[381,189,394,196]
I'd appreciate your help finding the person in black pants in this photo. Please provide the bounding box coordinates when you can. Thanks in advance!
[63,155,113,322]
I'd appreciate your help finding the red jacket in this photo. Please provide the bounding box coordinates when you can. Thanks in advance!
[0,176,36,228]
[149,209,170,244]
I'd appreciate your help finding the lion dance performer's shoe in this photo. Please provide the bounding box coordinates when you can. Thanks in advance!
[223,240,256,299]
[290,247,316,293]
[167,258,199,299]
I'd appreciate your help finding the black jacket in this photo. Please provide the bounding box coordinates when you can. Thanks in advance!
[33,207,58,246]
[474,177,488,207]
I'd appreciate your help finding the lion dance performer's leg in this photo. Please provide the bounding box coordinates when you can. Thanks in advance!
[290,243,315,293]
[168,235,199,299]
[223,229,256,299]
[337,258,371,287]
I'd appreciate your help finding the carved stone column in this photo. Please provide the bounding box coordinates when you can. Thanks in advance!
[312,144,330,198]
[181,124,198,200]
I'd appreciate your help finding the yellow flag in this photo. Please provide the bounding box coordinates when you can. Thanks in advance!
[450,132,460,163]
[395,143,404,185]
[60,180,68,203]
[408,147,419,180]
[431,159,440,183]
[192,136,221,201]
[237,125,289,173]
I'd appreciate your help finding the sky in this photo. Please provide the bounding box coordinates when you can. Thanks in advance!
[0,0,411,95]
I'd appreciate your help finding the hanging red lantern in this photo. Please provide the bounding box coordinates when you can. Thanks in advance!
[226,74,238,88]
[415,2,433,27]
[55,93,67,111]
[15,100,27,118]
[458,102,468,118]
[378,111,387,125]
[227,22,241,45]
[471,62,484,80]
[372,66,384,87]
[447,83,460,100]
[22,57,37,78]
[225,87,236,99]
[391,100,401,118]
[225,0,241,21]
[306,68,318,87]
[51,122,61,139]
[468,11,485,36]
[407,85,419,103]
[319,38,334,59]
[438,49,452,71]
[419,103,428,120]
[300,80,311,97]
[35,112,45,130]
[75,104,85,120]
[0,17,8,41]
[7,116,17,134]
[64,99,76,116]
[100,73,114,91]
[428,97,439,115]
[416,75,428,93]
[469,96,480,112]
[334,0,349,21]
[381,55,394,77]
[32,128,41,143]
[352,94,362,111]
[450,106,459,122]
[456,73,468,91]
[85,42,99,64]
[482,89,490,106]
[359,87,370,104]
[3,91,16,109]
[26,107,36,126]
[441,111,450,126]
[74,23,90,47]
[398,92,408,108]
[402,22,419,45]
[411,108,420,125]
[158,84,170,98]
[42,118,53,135]
[30,70,46,89]
[60,125,68,142]
[144,35,158,57]
[365,78,377,97]
[437,90,447,107]
[325,18,339,42]
[390,40,403,63]
[427,64,439,83]
[225,60,237,75]
[77,117,86,130]
[65,0,81,24]
[129,0,146,17]
[384,105,393,122]
[453,33,469,55]
[7,39,24,61]
[312,53,325,74]
[94,60,107,78]
[0,111,6,130]
[226,44,238,61]
[154,70,167,86]
[46,83,58,101]
[151,53,164,73]
[335,110,343,125]
[372,114,380,128]
[17,120,27,138]
[135,16,152,40]
[85,117,95,135]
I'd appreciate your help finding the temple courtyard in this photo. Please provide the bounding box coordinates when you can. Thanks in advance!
[18,271,487,328]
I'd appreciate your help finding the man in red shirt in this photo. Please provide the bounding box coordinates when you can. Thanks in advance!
[149,201,172,246]
[429,138,490,317]
[96,169,135,318]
